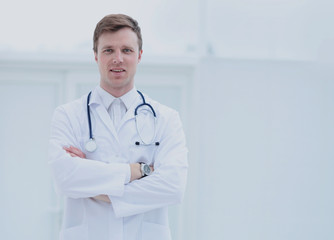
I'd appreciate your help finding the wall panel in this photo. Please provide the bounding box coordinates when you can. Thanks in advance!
[0,78,61,240]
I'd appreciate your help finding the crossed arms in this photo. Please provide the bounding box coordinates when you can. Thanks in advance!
[49,105,188,217]
[63,146,153,203]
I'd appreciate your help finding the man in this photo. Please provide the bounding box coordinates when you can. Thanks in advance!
[48,14,188,240]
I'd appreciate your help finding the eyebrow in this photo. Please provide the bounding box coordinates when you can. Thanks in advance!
[101,45,113,49]
[101,45,135,50]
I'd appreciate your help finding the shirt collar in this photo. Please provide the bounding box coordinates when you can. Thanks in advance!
[119,87,138,111]
[95,85,138,111]
[96,85,115,110]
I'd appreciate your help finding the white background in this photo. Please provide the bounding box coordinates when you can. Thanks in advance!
[0,0,333,239]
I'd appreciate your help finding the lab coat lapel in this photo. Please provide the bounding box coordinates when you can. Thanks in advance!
[89,88,119,141]
[122,106,135,124]
[93,104,119,141]
[120,98,139,126]
[118,88,143,127]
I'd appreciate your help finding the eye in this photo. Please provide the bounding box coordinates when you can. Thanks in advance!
[123,49,133,53]
[103,49,113,54]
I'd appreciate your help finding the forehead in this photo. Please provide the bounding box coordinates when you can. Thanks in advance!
[97,28,139,49]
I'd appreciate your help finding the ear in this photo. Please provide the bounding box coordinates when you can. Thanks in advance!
[138,49,143,63]
[94,51,98,63]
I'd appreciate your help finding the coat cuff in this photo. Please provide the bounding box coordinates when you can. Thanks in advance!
[124,164,131,184]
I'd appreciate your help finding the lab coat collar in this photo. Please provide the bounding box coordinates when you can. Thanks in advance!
[88,86,118,140]
[119,87,142,125]
[88,85,103,107]
[119,87,138,112]
[95,85,114,109]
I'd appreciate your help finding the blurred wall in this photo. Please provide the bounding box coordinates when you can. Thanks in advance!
[194,58,334,239]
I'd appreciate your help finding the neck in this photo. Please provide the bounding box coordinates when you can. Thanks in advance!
[100,84,133,98]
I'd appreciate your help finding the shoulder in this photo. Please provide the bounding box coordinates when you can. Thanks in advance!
[143,93,180,121]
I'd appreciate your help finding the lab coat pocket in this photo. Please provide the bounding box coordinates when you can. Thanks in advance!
[59,223,89,240]
[141,221,171,240]
[129,144,158,164]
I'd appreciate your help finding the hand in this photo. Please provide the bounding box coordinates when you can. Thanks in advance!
[130,163,141,181]
[63,146,86,158]
[92,195,111,203]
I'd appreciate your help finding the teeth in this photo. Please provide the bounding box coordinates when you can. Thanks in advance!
[112,69,124,72]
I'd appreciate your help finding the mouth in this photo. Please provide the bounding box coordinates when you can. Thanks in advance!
[110,68,125,72]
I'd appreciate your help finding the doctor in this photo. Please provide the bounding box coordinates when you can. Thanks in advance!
[48,14,188,240]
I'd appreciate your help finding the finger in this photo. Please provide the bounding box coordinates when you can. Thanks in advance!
[65,150,73,155]
[64,149,79,157]
[65,150,76,155]
[69,146,82,155]
[64,145,77,151]
[63,146,86,158]
[69,146,86,158]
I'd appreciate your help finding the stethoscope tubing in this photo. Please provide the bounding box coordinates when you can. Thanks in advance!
[86,90,159,151]
[135,90,157,117]
[87,91,93,140]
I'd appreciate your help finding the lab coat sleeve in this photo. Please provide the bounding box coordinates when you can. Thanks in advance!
[110,111,188,218]
[48,106,130,199]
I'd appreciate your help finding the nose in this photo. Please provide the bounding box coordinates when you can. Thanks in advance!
[113,50,123,64]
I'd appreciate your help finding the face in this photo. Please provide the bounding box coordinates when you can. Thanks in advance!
[94,28,143,97]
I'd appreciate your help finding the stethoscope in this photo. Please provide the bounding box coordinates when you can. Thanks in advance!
[85,90,160,152]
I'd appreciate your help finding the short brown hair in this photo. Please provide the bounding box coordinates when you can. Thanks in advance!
[93,14,142,53]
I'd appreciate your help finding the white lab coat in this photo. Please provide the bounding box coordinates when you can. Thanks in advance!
[48,86,188,240]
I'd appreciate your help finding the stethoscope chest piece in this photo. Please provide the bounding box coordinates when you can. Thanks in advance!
[85,138,97,152]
